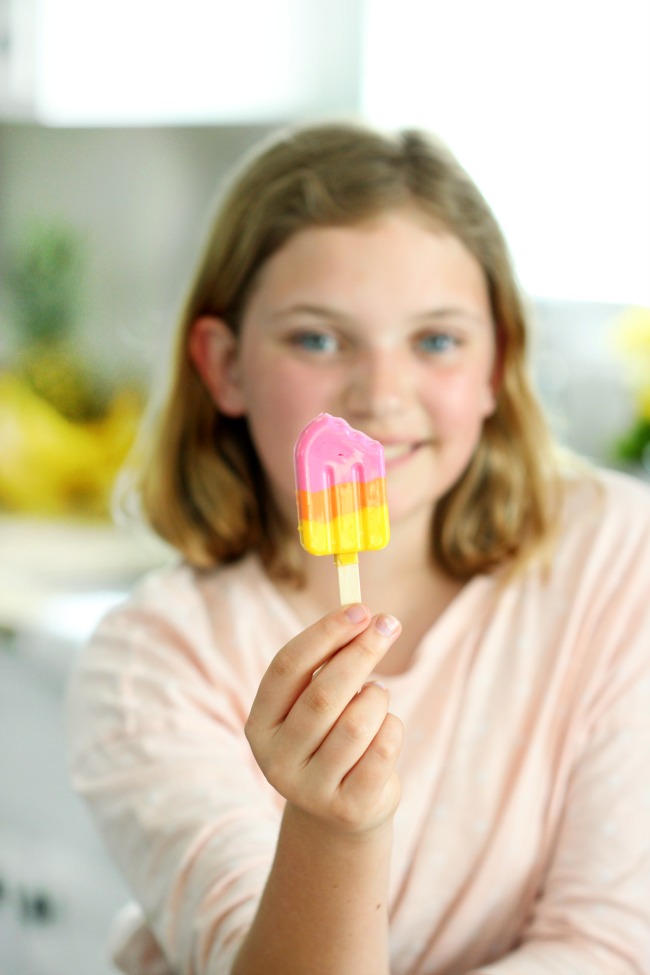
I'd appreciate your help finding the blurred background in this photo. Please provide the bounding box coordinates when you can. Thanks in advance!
[1,1,649,971]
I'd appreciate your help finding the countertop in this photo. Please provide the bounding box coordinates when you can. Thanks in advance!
[0,515,171,654]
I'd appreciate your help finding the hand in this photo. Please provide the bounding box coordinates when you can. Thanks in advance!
[245,604,404,835]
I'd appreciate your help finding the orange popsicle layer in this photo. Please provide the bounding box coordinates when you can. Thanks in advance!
[297,476,389,555]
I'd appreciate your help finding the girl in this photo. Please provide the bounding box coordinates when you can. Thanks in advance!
[66,122,650,975]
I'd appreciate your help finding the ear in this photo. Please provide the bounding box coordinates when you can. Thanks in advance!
[188,316,247,417]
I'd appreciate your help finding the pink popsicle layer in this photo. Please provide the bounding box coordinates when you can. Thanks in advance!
[294,413,390,556]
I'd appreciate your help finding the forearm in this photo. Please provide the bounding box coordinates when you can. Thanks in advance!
[231,801,393,975]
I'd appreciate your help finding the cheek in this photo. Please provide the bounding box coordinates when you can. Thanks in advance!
[244,377,296,465]
[244,362,326,434]
[240,360,333,496]
[425,370,494,431]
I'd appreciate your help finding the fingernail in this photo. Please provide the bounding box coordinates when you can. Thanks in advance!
[375,614,400,636]
[357,679,387,694]
[344,603,368,623]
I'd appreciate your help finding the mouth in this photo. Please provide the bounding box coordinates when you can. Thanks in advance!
[381,441,427,465]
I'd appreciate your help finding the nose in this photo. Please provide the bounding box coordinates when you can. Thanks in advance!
[343,346,411,420]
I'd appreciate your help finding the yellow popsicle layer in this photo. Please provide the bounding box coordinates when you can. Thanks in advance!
[298,504,390,556]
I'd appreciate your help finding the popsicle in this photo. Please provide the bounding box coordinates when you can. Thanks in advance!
[294,413,390,604]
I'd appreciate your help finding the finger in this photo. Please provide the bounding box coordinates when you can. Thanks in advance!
[308,682,390,793]
[277,614,401,759]
[338,712,404,816]
[246,604,372,734]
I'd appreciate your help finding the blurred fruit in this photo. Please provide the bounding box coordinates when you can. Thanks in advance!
[18,339,107,422]
[3,219,146,515]
[7,220,83,346]
[611,306,650,467]
[0,372,142,517]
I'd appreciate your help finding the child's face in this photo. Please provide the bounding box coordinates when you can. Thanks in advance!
[231,208,497,533]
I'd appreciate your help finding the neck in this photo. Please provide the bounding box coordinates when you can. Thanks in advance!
[276,509,465,668]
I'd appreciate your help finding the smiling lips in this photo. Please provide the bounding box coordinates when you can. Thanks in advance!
[381,441,428,464]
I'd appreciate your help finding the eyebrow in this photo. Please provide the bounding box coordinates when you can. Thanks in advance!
[273,303,489,326]
[271,303,348,322]
[412,306,491,327]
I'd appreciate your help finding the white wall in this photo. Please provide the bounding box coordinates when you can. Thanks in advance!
[361,0,650,306]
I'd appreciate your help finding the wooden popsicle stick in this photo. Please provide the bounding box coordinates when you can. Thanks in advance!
[335,553,361,605]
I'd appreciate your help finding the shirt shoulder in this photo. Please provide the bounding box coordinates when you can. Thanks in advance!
[557,466,650,569]
[77,553,297,711]
[102,551,292,637]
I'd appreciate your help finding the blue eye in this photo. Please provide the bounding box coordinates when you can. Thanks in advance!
[417,332,458,354]
[291,331,339,354]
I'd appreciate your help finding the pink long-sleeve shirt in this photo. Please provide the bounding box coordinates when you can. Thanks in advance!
[66,468,650,975]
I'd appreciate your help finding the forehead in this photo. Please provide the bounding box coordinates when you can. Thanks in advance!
[249,209,488,302]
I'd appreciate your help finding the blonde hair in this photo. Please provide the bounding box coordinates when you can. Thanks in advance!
[126,121,561,581]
